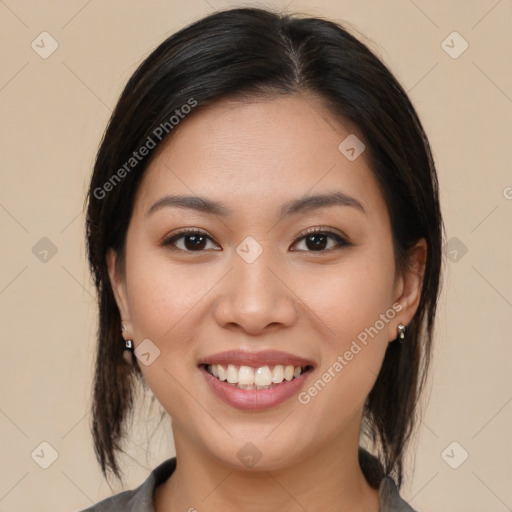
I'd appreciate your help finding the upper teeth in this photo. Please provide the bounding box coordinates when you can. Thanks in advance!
[208,364,305,386]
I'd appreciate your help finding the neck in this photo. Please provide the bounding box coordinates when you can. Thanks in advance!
[155,419,380,512]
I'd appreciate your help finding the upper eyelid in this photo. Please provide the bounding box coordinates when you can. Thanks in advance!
[297,226,347,239]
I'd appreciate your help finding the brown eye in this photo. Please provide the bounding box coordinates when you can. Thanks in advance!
[162,229,220,252]
[291,228,349,252]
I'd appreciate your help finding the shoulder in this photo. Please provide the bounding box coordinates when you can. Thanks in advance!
[359,447,419,512]
[77,458,176,512]
[379,476,418,512]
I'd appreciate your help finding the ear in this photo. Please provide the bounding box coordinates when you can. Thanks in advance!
[388,238,427,342]
[106,248,131,323]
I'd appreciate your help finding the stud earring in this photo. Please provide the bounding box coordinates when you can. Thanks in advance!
[121,323,134,364]
[397,323,406,342]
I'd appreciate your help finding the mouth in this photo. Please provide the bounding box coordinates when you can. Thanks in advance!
[199,363,315,390]
[197,350,316,410]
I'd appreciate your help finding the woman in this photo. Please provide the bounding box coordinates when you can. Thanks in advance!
[81,7,442,512]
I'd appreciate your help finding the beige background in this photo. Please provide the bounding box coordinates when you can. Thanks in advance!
[0,0,511,511]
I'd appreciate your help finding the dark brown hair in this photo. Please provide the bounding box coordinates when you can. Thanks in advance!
[85,7,443,489]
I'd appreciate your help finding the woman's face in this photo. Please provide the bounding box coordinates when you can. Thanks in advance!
[108,93,424,470]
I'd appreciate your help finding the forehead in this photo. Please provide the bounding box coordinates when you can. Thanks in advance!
[134,94,387,220]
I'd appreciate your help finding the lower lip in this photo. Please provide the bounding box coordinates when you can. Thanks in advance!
[199,365,313,411]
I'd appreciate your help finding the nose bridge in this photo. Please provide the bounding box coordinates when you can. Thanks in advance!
[214,238,297,332]
[235,245,273,293]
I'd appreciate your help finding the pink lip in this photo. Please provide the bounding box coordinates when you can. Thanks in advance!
[199,364,314,411]
[197,349,315,368]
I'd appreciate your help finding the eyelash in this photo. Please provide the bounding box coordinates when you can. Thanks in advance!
[161,227,350,253]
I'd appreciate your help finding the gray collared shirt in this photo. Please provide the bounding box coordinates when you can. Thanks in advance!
[78,453,417,512]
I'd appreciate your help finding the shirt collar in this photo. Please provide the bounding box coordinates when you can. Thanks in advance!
[106,454,416,512]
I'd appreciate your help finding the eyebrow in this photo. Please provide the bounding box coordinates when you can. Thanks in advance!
[146,191,365,218]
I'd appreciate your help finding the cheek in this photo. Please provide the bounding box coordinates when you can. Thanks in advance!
[123,251,204,417]
[124,247,209,338]
[293,253,396,412]
[296,253,396,344]
[122,248,212,396]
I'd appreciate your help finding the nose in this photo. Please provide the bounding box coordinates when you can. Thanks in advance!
[212,248,298,335]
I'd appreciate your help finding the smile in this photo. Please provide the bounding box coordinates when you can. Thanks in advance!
[199,363,315,411]
[203,363,314,390]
